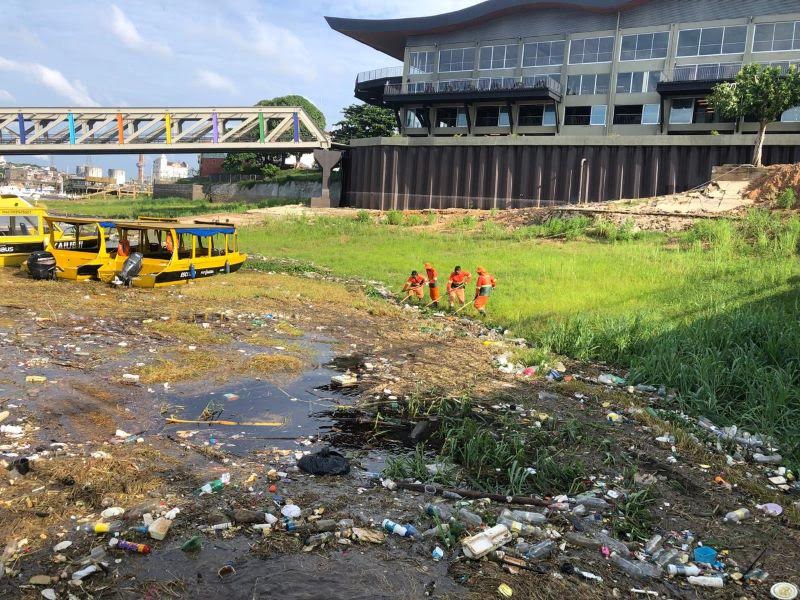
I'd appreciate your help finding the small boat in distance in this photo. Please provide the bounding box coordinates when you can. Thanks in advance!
[0,194,61,267]
[42,216,247,287]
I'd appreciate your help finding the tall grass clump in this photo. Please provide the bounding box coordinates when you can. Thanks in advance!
[385,210,404,225]
[688,219,736,253]
[777,187,797,209]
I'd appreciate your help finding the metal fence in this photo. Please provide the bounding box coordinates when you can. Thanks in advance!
[356,66,404,84]
[384,75,562,96]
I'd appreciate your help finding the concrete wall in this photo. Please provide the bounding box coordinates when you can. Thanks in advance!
[153,183,204,200]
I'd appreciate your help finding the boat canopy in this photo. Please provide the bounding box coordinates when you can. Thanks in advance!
[47,216,236,236]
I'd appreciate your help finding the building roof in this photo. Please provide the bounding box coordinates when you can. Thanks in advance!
[326,0,651,59]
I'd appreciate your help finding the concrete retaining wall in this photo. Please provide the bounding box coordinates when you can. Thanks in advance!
[153,183,205,200]
[154,180,340,204]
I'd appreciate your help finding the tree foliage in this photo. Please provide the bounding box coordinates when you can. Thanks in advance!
[708,64,800,166]
[258,95,326,132]
[221,154,280,179]
[332,104,397,144]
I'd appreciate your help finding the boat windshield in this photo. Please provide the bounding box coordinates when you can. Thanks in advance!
[0,214,39,237]
[52,221,104,253]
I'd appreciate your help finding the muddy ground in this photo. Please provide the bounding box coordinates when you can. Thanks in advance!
[0,266,798,600]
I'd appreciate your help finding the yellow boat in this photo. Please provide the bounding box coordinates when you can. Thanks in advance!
[0,195,60,267]
[43,216,247,287]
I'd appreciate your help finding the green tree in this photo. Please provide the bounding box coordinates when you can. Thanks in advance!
[708,64,800,167]
[332,104,397,144]
[223,96,326,175]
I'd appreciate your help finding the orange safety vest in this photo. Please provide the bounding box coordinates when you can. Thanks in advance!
[406,275,426,288]
[118,238,131,257]
[449,271,470,289]
[476,273,497,296]
[426,268,438,287]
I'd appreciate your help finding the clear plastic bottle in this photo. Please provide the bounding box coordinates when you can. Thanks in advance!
[425,504,452,520]
[723,508,751,523]
[643,534,663,555]
[653,548,680,568]
[596,532,631,556]
[502,509,547,526]
[564,532,601,549]
[523,540,555,560]
[497,516,543,538]
[82,521,123,534]
[610,553,661,580]
[574,497,611,511]
[458,508,483,527]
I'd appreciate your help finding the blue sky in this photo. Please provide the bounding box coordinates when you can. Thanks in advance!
[1,0,476,175]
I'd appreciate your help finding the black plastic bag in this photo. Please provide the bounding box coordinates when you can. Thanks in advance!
[298,447,350,476]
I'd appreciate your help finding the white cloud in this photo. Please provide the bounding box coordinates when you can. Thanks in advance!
[110,5,172,56]
[0,57,97,106]
[237,17,315,81]
[0,89,13,102]
[196,69,238,94]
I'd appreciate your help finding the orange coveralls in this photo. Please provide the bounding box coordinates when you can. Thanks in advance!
[447,270,471,305]
[404,274,427,299]
[425,266,440,303]
[474,272,497,311]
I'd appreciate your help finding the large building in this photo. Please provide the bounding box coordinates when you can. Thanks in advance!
[152,154,190,183]
[327,0,800,207]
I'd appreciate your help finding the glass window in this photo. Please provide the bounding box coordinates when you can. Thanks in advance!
[642,104,660,125]
[616,72,632,93]
[620,31,669,60]
[781,106,800,122]
[753,21,800,52]
[522,74,560,88]
[409,51,435,74]
[567,73,610,95]
[404,108,425,128]
[522,40,565,67]
[479,44,518,70]
[616,71,657,93]
[590,105,607,126]
[518,104,557,127]
[436,108,468,128]
[475,106,510,127]
[669,98,694,124]
[439,48,476,72]
[613,105,643,125]
[569,36,614,64]
[678,26,747,57]
[648,71,661,92]
[564,106,591,125]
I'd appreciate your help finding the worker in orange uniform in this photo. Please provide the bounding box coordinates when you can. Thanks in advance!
[473,266,497,315]
[424,262,440,307]
[402,270,427,303]
[447,266,471,308]
[117,233,131,258]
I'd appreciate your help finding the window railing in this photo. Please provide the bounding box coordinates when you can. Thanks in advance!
[384,75,562,97]
[356,66,404,84]
[661,63,742,83]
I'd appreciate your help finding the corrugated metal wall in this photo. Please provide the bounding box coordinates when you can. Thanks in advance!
[342,144,800,209]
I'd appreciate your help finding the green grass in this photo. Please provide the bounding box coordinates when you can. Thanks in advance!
[43,196,306,220]
[240,212,800,466]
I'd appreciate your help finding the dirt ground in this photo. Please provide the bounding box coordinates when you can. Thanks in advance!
[0,266,798,599]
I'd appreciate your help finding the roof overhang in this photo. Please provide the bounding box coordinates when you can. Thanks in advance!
[326,0,652,60]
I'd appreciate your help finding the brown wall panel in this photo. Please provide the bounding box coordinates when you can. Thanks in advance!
[341,144,800,209]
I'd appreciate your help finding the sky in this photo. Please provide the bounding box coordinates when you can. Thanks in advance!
[0,0,478,176]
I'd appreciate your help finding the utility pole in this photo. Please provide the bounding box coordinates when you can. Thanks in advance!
[137,153,145,184]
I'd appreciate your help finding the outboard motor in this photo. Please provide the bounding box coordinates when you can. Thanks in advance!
[118,252,143,286]
[26,251,56,281]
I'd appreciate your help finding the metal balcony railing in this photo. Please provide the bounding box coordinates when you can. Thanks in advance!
[661,63,742,83]
[356,66,404,84]
[384,75,562,97]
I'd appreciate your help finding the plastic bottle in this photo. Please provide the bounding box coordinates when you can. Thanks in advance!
[422,523,450,538]
[462,525,513,559]
[198,473,231,495]
[497,516,542,537]
[655,548,681,568]
[457,508,483,527]
[596,533,631,557]
[667,564,701,577]
[574,497,611,512]
[502,509,547,526]
[425,504,452,520]
[382,519,416,538]
[108,538,151,554]
[609,553,661,580]
[643,534,663,555]
[564,532,601,549]
[523,540,555,560]
[723,508,751,524]
[305,532,334,547]
[688,576,724,588]
[82,521,123,534]
[753,453,782,464]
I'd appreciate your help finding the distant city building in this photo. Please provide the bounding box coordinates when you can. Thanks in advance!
[152,154,189,182]
[198,153,227,177]
[1,159,64,195]
[76,165,103,179]
[108,169,126,185]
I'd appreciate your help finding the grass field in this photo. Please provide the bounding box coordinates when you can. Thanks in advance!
[241,212,800,465]
[42,196,307,219]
